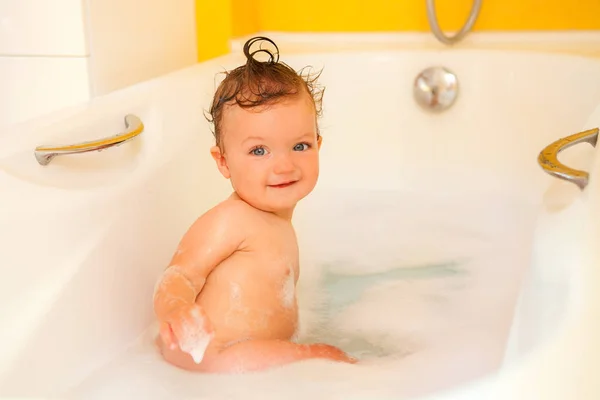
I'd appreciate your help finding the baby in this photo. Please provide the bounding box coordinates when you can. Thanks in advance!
[152,36,356,373]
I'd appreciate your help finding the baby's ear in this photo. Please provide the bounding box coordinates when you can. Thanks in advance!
[210,145,231,179]
[317,135,323,150]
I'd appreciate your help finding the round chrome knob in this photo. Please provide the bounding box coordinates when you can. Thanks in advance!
[413,66,459,112]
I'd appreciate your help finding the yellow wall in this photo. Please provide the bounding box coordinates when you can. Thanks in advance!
[257,0,600,31]
[196,0,600,61]
[195,0,258,61]
[195,0,232,61]
[232,0,259,37]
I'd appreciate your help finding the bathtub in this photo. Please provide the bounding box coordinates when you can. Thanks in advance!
[1,33,599,399]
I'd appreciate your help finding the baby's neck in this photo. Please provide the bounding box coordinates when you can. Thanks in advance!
[273,207,294,221]
[229,192,295,221]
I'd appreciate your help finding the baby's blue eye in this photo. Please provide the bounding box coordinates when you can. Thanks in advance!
[293,143,310,151]
[251,147,266,156]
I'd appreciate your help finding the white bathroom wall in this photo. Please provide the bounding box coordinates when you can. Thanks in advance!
[0,0,197,129]
[84,0,198,96]
[0,0,91,128]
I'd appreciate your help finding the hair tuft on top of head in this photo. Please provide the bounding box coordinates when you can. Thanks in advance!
[206,36,325,149]
[243,36,280,64]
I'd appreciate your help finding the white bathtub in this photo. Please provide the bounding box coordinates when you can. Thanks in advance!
[1,33,599,399]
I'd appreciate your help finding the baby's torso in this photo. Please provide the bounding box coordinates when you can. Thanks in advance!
[195,209,300,348]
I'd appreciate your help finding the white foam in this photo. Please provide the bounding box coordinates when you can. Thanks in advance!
[177,307,214,364]
[281,268,296,309]
[185,334,212,364]
[230,282,242,306]
[153,266,195,301]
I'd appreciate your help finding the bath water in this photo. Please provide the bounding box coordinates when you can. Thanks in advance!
[65,188,539,400]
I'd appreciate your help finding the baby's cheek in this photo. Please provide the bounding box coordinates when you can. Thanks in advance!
[233,166,260,187]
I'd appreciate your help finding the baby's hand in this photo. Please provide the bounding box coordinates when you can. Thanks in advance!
[160,304,214,364]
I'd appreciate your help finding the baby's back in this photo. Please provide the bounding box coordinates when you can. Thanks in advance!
[189,199,300,349]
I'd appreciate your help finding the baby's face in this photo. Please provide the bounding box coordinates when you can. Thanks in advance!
[211,91,321,215]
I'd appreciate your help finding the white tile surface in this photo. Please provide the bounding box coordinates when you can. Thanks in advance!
[85,0,197,96]
[0,0,88,56]
[0,56,90,128]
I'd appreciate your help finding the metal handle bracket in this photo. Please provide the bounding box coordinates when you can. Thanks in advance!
[538,127,599,190]
[34,114,144,166]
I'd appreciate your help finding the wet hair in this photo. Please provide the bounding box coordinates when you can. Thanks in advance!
[206,36,324,149]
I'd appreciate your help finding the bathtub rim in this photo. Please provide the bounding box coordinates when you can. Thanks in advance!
[231,31,600,58]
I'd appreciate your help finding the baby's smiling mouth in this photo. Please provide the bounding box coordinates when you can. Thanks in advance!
[268,180,297,189]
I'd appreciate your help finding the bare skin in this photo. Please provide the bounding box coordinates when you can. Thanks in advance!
[153,91,356,373]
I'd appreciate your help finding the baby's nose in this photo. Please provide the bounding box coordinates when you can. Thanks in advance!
[273,154,295,174]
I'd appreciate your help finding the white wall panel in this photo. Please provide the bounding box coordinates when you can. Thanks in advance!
[85,0,197,96]
[0,57,90,128]
[0,0,88,56]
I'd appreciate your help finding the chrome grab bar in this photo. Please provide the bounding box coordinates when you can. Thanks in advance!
[426,0,482,45]
[538,128,599,191]
[34,114,144,166]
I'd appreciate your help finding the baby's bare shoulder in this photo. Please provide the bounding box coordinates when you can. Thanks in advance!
[188,198,256,235]
[209,197,258,222]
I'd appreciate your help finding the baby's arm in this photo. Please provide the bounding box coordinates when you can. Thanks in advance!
[153,202,245,360]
